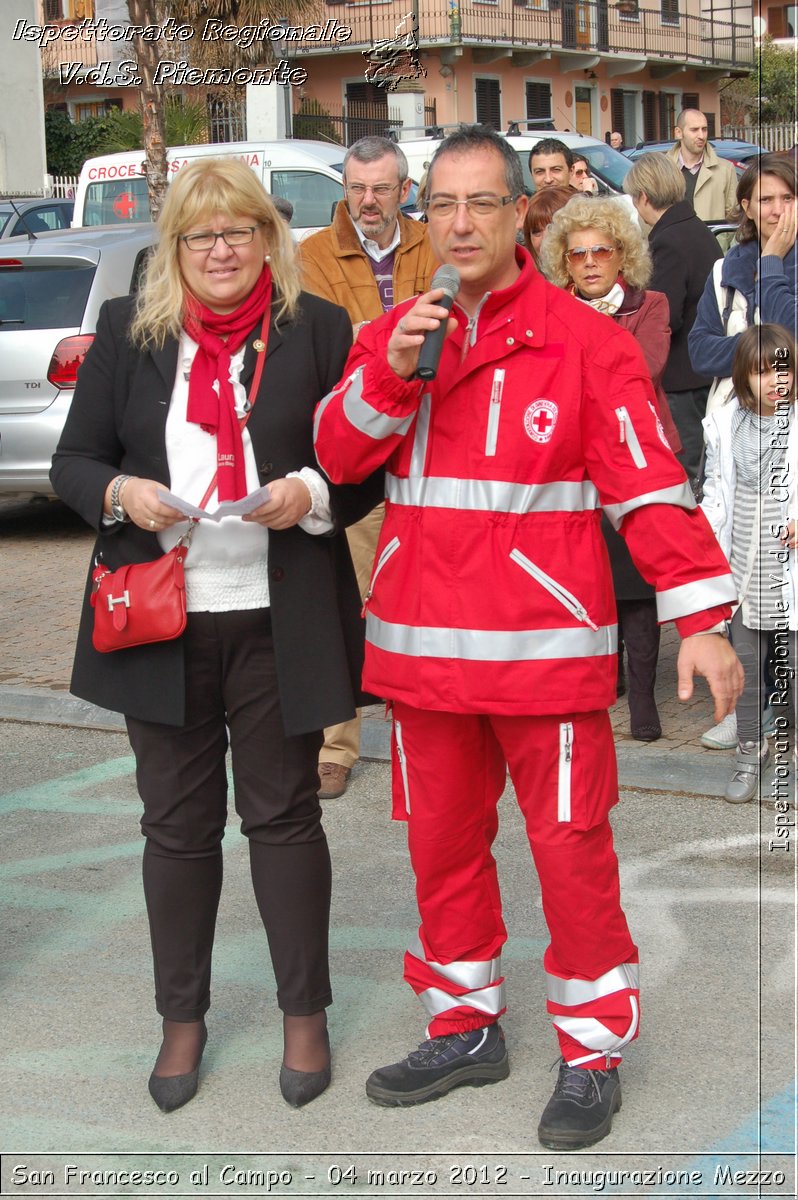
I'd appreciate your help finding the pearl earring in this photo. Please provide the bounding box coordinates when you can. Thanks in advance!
[264,254,271,263]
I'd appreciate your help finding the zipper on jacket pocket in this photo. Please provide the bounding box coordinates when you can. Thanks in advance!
[557,721,573,823]
[362,535,401,617]
[510,549,599,630]
[615,406,647,469]
[394,718,411,815]
[485,368,505,456]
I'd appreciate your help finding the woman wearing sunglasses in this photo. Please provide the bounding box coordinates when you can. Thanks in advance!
[541,196,679,743]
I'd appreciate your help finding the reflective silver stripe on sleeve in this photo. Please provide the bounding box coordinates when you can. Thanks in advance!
[386,475,600,514]
[546,962,640,1007]
[656,573,737,622]
[418,982,507,1020]
[603,482,697,530]
[340,366,416,441]
[409,936,502,990]
[409,393,432,475]
[367,615,617,661]
[313,386,336,446]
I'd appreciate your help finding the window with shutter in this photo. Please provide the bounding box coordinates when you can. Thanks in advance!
[476,79,502,131]
[661,0,679,25]
[526,82,552,124]
[642,92,657,142]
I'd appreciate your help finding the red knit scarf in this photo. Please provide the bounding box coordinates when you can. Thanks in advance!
[183,267,272,501]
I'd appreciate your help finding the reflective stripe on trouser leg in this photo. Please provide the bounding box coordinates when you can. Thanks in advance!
[404,934,506,1033]
[396,702,509,1035]
[547,961,640,1068]
[491,710,640,1066]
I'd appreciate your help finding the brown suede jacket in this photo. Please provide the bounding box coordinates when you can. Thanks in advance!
[297,201,438,325]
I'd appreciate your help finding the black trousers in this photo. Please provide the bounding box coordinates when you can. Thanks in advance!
[666,386,710,490]
[126,610,331,1022]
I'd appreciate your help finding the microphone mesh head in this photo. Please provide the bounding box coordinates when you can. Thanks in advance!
[431,264,461,300]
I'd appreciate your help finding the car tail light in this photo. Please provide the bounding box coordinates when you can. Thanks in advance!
[0,259,24,269]
[47,334,95,389]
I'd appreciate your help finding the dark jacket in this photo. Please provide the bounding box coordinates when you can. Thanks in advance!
[50,292,383,733]
[688,238,798,381]
[647,200,723,392]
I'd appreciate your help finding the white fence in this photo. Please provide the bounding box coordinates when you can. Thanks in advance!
[722,123,797,151]
[46,175,79,199]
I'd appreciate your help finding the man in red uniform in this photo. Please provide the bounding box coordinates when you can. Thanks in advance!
[314,126,742,1149]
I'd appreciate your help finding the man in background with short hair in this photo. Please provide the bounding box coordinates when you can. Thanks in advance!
[665,109,737,221]
[299,136,437,799]
[529,138,573,190]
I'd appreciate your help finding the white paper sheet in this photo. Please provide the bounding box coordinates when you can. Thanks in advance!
[157,484,271,522]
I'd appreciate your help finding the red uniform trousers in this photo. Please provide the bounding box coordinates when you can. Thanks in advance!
[391,702,640,1068]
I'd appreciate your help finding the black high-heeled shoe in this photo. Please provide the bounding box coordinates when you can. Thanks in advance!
[148,1024,208,1113]
[279,1024,331,1107]
[279,1061,332,1107]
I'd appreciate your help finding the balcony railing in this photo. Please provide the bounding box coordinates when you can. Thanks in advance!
[40,21,98,75]
[291,1,753,69]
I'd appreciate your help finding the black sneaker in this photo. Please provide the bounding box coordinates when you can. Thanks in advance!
[365,1024,509,1106]
[537,1059,621,1149]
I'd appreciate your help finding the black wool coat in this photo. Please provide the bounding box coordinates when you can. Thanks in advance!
[50,292,383,734]
[647,200,723,393]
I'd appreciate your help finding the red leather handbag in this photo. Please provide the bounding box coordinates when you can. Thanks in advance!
[90,529,193,653]
[91,314,268,653]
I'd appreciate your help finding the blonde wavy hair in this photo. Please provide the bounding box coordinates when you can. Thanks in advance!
[540,195,652,291]
[130,157,299,349]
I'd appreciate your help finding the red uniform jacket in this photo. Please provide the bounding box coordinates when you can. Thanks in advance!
[314,252,735,716]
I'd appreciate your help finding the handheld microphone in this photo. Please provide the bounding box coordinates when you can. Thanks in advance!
[414,264,461,381]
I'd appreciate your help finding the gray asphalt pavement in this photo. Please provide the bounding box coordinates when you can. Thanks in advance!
[0,496,795,1198]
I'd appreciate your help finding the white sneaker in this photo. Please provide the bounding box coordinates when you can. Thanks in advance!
[701,707,776,750]
[701,712,737,750]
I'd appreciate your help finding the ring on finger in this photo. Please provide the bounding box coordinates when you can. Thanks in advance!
[149,518,155,529]
[398,319,407,334]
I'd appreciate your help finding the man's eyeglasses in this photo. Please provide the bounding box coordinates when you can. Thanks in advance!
[565,243,619,264]
[345,183,401,198]
[180,227,258,251]
[425,195,515,219]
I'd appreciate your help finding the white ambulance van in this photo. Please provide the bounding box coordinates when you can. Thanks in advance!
[73,140,349,240]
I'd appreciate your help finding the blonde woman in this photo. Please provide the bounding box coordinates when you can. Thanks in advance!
[52,159,380,1112]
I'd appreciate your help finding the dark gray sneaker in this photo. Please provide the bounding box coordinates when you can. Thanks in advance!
[537,1059,621,1149]
[365,1024,509,1106]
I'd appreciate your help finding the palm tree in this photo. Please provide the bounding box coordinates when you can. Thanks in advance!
[126,0,320,218]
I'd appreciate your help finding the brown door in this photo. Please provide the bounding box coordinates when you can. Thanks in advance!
[575,86,593,136]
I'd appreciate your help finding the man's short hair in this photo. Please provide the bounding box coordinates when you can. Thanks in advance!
[674,108,705,132]
[428,124,525,198]
[343,136,409,182]
[529,138,574,169]
[623,153,686,209]
[270,194,294,223]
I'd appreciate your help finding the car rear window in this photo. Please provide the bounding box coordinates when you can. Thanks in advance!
[0,211,12,236]
[0,261,95,331]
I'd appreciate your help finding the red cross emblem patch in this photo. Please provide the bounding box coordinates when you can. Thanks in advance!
[524,399,558,444]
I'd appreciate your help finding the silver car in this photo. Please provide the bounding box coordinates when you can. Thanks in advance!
[0,197,74,239]
[0,224,158,496]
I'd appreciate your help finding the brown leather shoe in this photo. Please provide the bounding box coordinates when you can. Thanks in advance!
[318,762,351,799]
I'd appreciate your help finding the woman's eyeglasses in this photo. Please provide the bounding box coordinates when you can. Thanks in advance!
[565,243,618,264]
[180,227,258,251]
